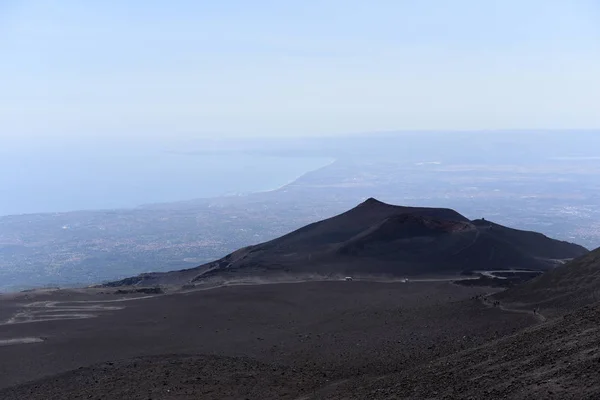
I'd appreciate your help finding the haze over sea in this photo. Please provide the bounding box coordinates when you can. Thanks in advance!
[0,139,332,216]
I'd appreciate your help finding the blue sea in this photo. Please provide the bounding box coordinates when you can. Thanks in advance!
[0,138,332,216]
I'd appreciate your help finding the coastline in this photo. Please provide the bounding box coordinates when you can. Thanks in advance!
[0,156,337,294]
[254,157,337,194]
[0,154,336,217]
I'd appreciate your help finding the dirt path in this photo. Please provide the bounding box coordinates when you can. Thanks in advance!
[480,295,547,322]
[0,338,44,347]
[0,295,160,326]
[452,228,481,256]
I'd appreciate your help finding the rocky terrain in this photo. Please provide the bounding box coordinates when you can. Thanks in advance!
[327,247,600,399]
[4,260,600,399]
[0,281,533,399]
[333,301,600,399]
[496,247,600,315]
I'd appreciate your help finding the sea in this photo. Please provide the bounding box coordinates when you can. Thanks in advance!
[0,139,333,216]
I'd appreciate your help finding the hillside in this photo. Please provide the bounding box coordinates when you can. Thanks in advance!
[496,247,600,313]
[105,198,587,287]
[336,300,600,399]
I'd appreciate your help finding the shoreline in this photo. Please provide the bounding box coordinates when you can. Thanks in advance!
[0,157,338,294]
[255,157,337,194]
[0,155,336,218]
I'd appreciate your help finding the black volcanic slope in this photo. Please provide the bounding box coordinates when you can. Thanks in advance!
[106,198,587,287]
[497,247,600,313]
[333,247,600,399]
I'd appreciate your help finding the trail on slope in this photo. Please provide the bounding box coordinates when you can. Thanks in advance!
[480,295,547,322]
[0,295,160,326]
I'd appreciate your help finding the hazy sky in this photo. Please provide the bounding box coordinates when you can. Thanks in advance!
[2,0,600,139]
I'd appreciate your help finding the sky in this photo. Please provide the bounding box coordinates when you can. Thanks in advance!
[1,0,600,140]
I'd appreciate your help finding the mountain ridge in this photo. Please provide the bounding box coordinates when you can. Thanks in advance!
[104,198,587,288]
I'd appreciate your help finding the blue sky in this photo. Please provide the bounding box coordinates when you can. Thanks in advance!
[1,0,600,139]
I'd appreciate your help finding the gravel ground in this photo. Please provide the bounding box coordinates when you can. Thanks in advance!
[334,302,600,399]
[0,281,537,399]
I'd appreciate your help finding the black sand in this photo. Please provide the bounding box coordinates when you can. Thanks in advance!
[0,281,536,399]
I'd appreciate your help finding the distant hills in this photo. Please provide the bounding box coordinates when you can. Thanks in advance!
[105,198,587,287]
